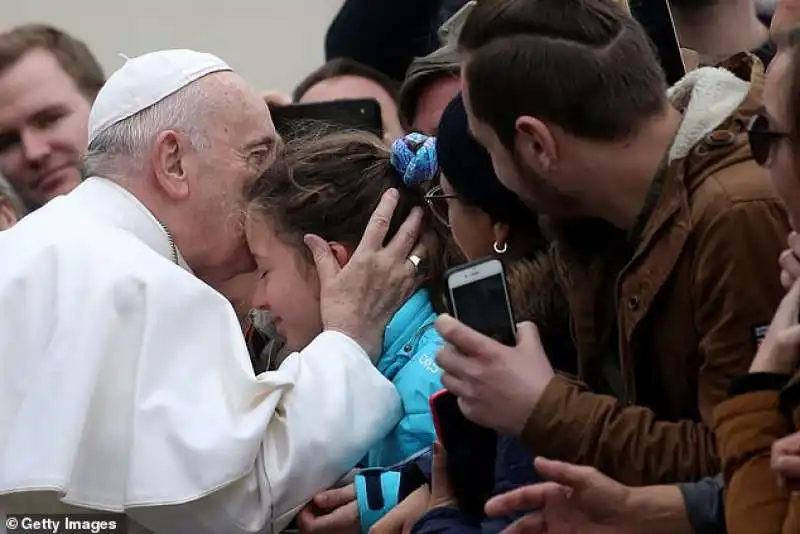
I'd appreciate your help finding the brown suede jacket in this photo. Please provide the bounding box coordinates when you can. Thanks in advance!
[715,371,800,534]
[520,56,790,485]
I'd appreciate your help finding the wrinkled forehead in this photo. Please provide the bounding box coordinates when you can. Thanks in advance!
[207,76,276,144]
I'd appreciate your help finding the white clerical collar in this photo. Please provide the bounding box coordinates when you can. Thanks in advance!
[70,177,192,272]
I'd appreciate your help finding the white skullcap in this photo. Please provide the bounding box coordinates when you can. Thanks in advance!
[87,49,232,145]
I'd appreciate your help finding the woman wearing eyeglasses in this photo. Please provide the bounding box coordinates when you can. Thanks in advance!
[379,94,579,534]
[713,28,800,534]
[427,94,576,375]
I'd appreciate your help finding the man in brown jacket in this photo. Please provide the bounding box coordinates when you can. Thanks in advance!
[435,0,790,486]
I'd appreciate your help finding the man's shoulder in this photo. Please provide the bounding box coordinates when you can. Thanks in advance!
[0,205,214,304]
[686,155,785,228]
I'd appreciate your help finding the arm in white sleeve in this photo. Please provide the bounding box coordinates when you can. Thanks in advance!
[130,331,402,534]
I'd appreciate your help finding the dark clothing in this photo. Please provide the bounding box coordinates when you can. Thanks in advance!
[409,436,537,534]
[678,475,726,534]
[324,0,446,81]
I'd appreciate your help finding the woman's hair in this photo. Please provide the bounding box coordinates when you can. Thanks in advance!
[247,130,452,307]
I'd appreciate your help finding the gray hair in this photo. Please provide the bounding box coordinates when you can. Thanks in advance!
[0,174,26,218]
[82,79,211,179]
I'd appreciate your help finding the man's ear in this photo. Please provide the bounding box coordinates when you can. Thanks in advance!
[151,130,191,201]
[328,242,352,268]
[514,116,556,174]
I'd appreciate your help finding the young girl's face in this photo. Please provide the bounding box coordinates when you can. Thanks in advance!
[246,216,324,352]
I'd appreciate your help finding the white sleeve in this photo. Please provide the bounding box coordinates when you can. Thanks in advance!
[129,331,402,534]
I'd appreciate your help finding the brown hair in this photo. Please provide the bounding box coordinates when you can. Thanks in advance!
[458,0,667,148]
[247,130,452,308]
[0,24,104,100]
[398,45,461,129]
[293,58,401,103]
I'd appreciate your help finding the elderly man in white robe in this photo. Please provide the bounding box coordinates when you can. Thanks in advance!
[0,49,426,533]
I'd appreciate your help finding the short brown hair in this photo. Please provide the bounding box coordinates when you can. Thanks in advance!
[0,24,104,101]
[458,0,667,148]
[293,58,400,103]
[247,130,452,306]
[398,44,461,128]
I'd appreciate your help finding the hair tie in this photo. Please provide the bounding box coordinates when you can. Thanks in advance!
[390,133,439,186]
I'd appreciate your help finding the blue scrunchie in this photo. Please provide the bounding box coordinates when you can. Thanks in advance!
[390,133,439,186]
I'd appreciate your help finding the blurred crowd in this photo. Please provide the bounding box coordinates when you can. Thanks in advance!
[3,0,800,533]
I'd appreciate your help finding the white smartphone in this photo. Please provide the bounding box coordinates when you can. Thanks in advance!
[445,258,517,346]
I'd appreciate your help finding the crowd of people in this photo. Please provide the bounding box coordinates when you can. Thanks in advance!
[2,0,800,533]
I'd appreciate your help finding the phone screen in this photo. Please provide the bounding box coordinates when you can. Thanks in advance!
[431,390,496,520]
[451,273,516,346]
[628,0,686,85]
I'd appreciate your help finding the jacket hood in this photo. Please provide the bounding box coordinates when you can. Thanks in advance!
[667,66,752,163]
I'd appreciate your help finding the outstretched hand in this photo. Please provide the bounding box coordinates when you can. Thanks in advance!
[307,188,424,357]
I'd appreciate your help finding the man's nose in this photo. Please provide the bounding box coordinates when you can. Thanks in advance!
[20,129,51,164]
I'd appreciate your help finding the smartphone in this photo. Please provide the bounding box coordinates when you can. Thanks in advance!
[269,98,383,139]
[430,389,497,520]
[627,0,686,85]
[445,257,517,346]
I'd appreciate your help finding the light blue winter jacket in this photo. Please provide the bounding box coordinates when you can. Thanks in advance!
[354,289,443,532]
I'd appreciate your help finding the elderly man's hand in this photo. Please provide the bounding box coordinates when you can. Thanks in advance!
[435,317,554,436]
[307,189,424,358]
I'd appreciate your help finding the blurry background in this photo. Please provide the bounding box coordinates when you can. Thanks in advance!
[1,0,345,92]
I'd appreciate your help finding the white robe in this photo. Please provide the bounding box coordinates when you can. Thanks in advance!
[0,177,402,533]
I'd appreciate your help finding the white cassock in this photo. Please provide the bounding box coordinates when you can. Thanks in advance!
[0,177,402,533]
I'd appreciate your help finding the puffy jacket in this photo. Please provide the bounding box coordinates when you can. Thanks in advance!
[355,289,444,533]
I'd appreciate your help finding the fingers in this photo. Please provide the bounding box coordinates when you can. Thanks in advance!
[780,242,800,290]
[305,234,342,283]
[772,431,800,479]
[485,482,563,517]
[356,189,400,253]
[430,441,453,499]
[534,457,597,491]
[313,484,356,511]
[500,513,546,534]
[515,321,542,349]
[298,501,358,533]
[296,505,317,533]
[435,314,505,359]
[385,207,424,260]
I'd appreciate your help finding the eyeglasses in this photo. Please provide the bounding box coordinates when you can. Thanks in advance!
[424,184,458,228]
[748,113,789,167]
